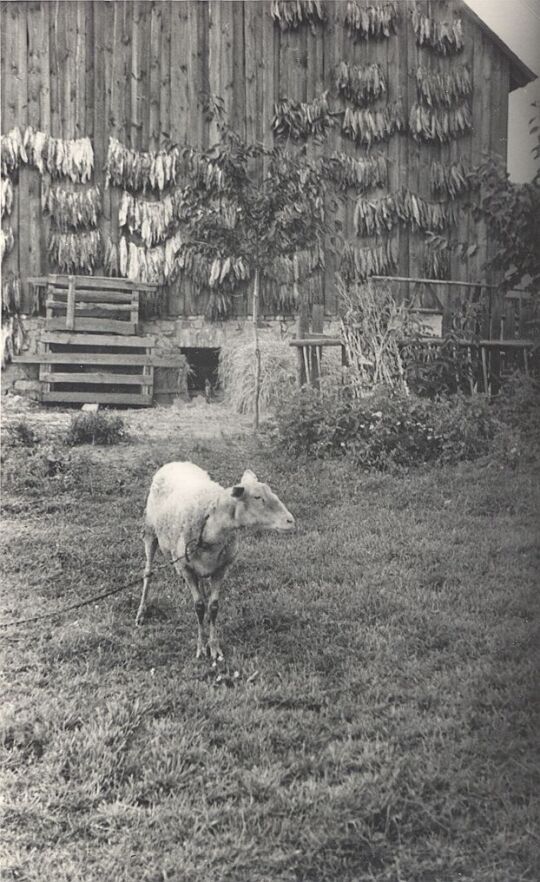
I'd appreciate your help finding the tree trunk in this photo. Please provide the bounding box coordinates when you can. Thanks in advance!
[253,267,261,430]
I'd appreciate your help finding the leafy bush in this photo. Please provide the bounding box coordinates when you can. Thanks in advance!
[65,412,127,446]
[275,387,500,470]
[4,420,41,448]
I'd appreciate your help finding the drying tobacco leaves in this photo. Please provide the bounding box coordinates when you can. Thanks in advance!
[272,93,334,141]
[1,227,15,262]
[342,103,404,147]
[105,137,181,193]
[411,7,464,55]
[24,128,94,182]
[422,234,450,279]
[41,183,102,230]
[1,178,14,218]
[1,128,27,177]
[344,1,399,41]
[118,191,179,247]
[409,102,472,143]
[415,65,472,108]
[320,151,387,192]
[271,0,326,31]
[340,238,397,282]
[354,194,398,237]
[335,61,387,107]
[48,230,102,274]
[430,160,472,199]
[118,232,184,285]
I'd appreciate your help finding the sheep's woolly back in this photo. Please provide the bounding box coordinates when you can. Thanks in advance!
[145,462,228,554]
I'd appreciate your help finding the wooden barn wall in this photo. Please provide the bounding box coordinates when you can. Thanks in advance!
[1,0,510,317]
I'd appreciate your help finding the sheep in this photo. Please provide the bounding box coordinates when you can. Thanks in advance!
[136,462,295,661]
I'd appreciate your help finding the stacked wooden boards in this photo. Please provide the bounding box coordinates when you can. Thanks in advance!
[15,275,156,406]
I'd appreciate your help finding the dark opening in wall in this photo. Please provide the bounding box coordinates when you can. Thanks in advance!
[181,347,220,398]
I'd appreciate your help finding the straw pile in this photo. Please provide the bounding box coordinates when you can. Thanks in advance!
[219,336,297,415]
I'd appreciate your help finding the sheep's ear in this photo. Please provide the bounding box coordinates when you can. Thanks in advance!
[232,485,245,498]
[241,469,257,484]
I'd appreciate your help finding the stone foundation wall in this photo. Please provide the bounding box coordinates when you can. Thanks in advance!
[2,314,341,401]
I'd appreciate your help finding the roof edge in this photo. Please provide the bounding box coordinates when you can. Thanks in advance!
[461,1,537,92]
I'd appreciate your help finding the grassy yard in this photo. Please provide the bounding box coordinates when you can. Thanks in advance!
[1,414,539,882]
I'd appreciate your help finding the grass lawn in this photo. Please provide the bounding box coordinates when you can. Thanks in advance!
[1,416,539,882]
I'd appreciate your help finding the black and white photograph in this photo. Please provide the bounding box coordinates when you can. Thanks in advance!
[1,1,539,879]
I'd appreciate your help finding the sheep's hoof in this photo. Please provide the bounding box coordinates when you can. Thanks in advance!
[208,643,224,663]
[135,611,145,626]
[196,641,207,660]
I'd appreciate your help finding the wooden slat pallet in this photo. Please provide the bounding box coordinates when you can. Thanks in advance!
[19,275,157,406]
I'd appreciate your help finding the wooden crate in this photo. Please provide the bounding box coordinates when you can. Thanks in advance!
[17,276,158,406]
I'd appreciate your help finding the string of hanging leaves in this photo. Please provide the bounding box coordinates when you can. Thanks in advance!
[320,151,388,192]
[354,189,459,237]
[1,228,15,262]
[271,0,326,31]
[24,129,94,182]
[1,128,28,176]
[2,273,26,367]
[48,230,102,274]
[41,183,102,231]
[1,178,13,218]
[118,191,183,247]
[105,137,181,193]
[415,65,472,108]
[411,7,464,55]
[340,239,397,283]
[272,93,333,140]
[344,1,399,41]
[335,62,387,107]
[342,103,404,147]
[430,160,473,199]
[409,101,472,142]
[422,234,450,279]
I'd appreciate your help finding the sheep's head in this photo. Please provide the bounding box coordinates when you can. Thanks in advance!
[231,470,295,532]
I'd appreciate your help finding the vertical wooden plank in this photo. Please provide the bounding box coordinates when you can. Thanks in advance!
[0,4,7,128]
[138,1,151,149]
[85,0,94,141]
[244,2,258,149]
[130,0,141,149]
[159,1,171,140]
[49,0,61,137]
[148,2,161,149]
[63,2,77,139]
[170,0,189,145]
[74,1,86,137]
[208,0,222,145]
[14,4,29,307]
[23,3,43,295]
[261,0,274,156]
[232,1,246,140]
[66,276,76,330]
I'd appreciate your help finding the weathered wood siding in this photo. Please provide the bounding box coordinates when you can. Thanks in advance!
[1,0,510,316]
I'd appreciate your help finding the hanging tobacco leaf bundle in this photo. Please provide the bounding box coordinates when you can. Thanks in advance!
[119,232,184,285]
[1,227,15,262]
[342,103,404,147]
[397,190,456,233]
[1,178,14,218]
[354,194,398,237]
[1,271,21,316]
[411,8,464,55]
[415,65,472,108]
[409,102,472,143]
[24,128,94,182]
[335,62,387,107]
[48,230,102,274]
[272,92,334,140]
[422,234,450,279]
[105,137,180,193]
[271,0,326,31]
[344,1,399,41]
[118,191,177,247]
[41,183,102,230]
[103,238,120,277]
[320,151,387,192]
[1,128,27,177]
[180,149,229,193]
[430,160,472,199]
[263,245,325,286]
[340,238,397,282]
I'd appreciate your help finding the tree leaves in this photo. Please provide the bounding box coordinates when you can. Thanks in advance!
[272,93,334,141]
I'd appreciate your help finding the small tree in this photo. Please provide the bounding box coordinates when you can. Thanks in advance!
[471,110,540,292]
[177,128,329,428]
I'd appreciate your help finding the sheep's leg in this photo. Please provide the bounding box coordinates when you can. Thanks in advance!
[207,580,224,663]
[178,565,207,659]
[136,532,158,625]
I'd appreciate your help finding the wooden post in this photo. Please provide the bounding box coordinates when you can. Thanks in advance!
[253,267,261,430]
[296,304,310,387]
[66,275,76,330]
